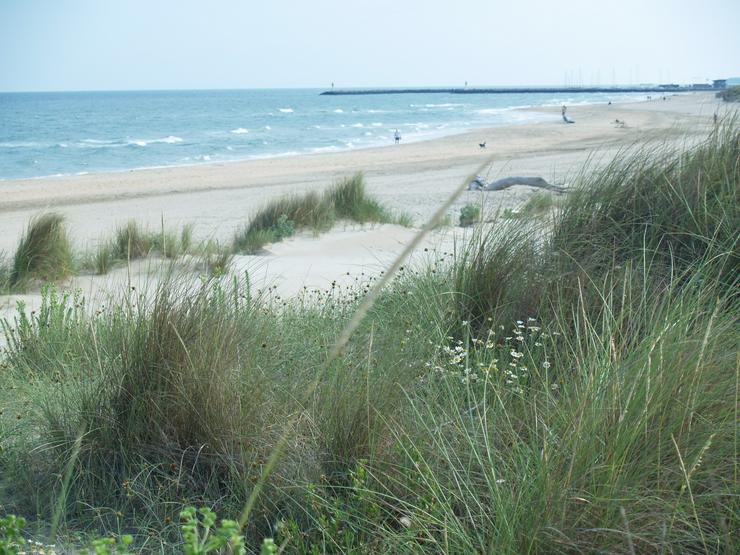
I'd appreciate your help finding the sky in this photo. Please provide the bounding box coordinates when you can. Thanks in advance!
[1,0,739,92]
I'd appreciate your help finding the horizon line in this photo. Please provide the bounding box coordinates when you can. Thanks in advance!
[2,79,733,95]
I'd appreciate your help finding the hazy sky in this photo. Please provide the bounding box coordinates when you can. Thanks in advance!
[1,0,738,92]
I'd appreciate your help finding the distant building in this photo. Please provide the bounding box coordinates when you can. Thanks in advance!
[658,83,680,89]
[712,79,727,89]
[691,83,712,90]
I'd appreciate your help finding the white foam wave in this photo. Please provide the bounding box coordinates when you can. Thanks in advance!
[412,102,464,108]
[279,108,294,113]
[370,122,383,127]
[310,146,341,154]
[265,125,272,130]
[0,141,45,148]
[158,135,183,144]
[350,123,364,128]
[333,108,344,113]
[128,136,183,147]
[230,128,249,134]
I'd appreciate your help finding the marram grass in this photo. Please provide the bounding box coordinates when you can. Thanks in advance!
[9,212,73,288]
[234,173,408,253]
[0,123,738,553]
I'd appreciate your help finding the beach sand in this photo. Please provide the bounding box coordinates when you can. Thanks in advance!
[0,92,725,322]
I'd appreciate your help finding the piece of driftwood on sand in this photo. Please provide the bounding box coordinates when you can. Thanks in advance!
[467,176,567,193]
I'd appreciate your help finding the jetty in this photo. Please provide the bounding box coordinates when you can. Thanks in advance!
[320,85,721,96]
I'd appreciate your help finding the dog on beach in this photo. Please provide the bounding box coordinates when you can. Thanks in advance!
[479,141,486,149]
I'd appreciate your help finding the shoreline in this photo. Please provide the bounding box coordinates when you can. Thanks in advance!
[0,91,729,321]
[0,92,724,256]
[0,93,661,185]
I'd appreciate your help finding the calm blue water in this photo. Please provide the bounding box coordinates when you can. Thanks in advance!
[0,89,646,179]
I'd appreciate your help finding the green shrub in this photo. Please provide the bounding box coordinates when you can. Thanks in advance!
[459,203,481,226]
[10,213,73,287]
[717,85,740,102]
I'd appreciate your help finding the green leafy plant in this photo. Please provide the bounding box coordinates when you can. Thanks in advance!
[459,203,481,226]
[179,507,246,555]
[0,515,25,555]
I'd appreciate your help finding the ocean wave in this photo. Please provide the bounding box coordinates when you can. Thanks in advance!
[333,108,344,113]
[230,127,249,134]
[279,108,294,113]
[310,146,341,153]
[370,122,383,127]
[78,136,184,148]
[78,138,124,148]
[0,141,47,148]
[364,131,373,136]
[350,123,364,128]
[129,136,183,147]
[410,103,464,108]
[265,125,272,130]
[153,135,183,144]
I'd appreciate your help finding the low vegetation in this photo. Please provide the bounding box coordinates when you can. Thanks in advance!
[2,175,402,291]
[9,213,73,289]
[458,203,481,226]
[717,85,740,102]
[0,124,738,553]
[503,190,561,219]
[234,173,408,253]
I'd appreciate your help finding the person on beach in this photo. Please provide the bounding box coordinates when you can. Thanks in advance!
[394,129,401,144]
[562,105,573,124]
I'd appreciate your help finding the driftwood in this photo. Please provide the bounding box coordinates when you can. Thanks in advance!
[468,176,567,194]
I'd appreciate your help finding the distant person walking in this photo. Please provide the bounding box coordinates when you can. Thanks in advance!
[713,112,718,125]
[394,129,401,144]
[562,105,573,124]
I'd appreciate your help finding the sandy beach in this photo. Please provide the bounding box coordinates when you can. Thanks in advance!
[0,92,725,320]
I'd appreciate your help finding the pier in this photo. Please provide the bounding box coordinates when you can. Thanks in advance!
[320,86,717,96]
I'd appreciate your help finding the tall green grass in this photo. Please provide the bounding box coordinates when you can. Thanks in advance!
[234,173,406,253]
[0,124,738,552]
[9,213,73,288]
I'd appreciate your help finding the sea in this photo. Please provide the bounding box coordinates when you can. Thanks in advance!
[0,88,648,180]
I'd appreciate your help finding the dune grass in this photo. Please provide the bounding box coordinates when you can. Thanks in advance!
[8,213,73,289]
[0,124,738,552]
[234,173,407,253]
[503,190,562,220]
